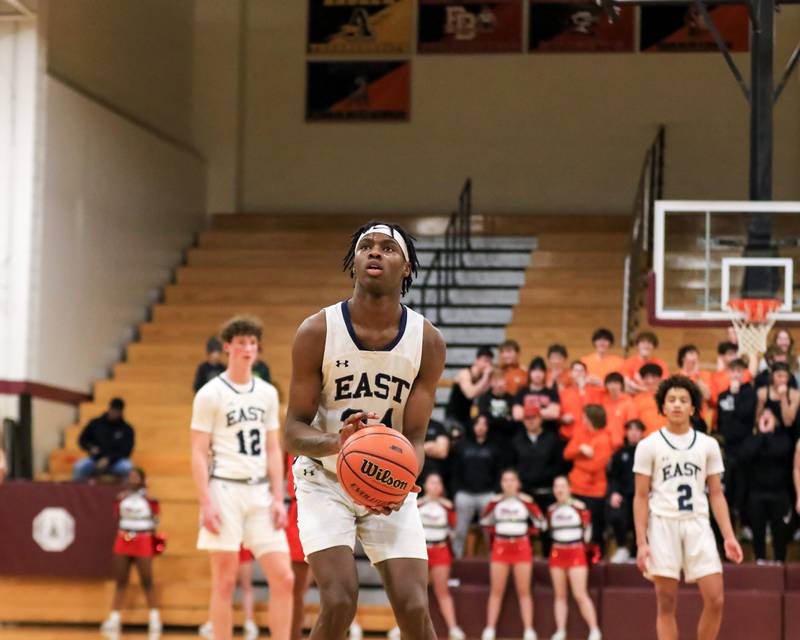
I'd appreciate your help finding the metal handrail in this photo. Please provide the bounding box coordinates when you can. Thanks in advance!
[418,179,473,323]
[622,127,665,351]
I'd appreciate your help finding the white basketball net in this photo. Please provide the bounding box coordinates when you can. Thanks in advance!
[727,300,780,359]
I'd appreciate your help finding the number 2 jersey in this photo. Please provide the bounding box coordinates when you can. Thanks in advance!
[191,373,280,480]
[633,427,724,519]
[313,301,425,474]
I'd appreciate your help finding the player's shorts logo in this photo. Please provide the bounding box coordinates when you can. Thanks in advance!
[32,507,76,552]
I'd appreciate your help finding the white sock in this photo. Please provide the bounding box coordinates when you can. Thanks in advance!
[109,610,120,621]
[149,609,160,617]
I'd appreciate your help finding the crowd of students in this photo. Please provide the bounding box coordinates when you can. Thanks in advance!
[430,328,800,564]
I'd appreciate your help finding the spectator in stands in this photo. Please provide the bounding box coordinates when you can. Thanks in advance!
[756,362,800,440]
[760,329,798,374]
[512,357,561,434]
[252,345,272,382]
[445,346,494,432]
[581,328,624,388]
[73,398,134,482]
[563,404,613,553]
[632,363,665,436]
[558,360,602,442]
[606,419,645,563]
[676,344,712,402]
[601,372,635,450]
[498,340,528,395]
[740,408,794,562]
[716,358,756,529]
[449,415,500,557]
[754,347,798,391]
[420,418,450,490]
[476,368,519,468]
[546,344,571,390]
[711,341,752,404]
[622,332,668,393]
[193,337,226,392]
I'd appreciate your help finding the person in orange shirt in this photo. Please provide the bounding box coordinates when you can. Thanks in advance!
[711,341,753,406]
[546,343,571,391]
[622,332,669,393]
[581,328,624,388]
[601,372,636,450]
[559,361,603,441]
[631,363,665,436]
[498,339,528,395]
[563,404,613,554]
[677,344,713,427]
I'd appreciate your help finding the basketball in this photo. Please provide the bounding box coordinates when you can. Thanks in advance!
[336,424,418,509]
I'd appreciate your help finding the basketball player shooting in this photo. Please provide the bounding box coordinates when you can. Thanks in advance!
[284,222,446,640]
[633,375,743,640]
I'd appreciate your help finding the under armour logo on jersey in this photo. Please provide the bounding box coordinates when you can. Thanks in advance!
[303,469,315,476]
[336,360,350,368]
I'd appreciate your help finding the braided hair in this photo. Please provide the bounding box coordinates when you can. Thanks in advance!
[342,221,420,296]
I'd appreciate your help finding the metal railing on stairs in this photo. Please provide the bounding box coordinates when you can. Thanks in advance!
[418,179,473,324]
[621,126,665,351]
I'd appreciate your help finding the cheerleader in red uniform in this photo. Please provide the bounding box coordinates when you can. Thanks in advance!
[100,467,161,637]
[547,476,601,640]
[480,469,546,640]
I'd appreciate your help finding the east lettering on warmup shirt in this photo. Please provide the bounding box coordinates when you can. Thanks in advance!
[191,373,281,480]
[313,301,424,474]
[633,428,724,519]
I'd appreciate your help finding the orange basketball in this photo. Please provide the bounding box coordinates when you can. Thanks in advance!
[336,424,418,509]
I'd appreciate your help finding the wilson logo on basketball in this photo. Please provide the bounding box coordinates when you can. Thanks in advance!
[359,459,409,490]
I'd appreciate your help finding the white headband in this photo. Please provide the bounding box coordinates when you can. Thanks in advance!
[356,224,409,262]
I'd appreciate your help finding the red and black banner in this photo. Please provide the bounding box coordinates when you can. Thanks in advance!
[307,0,412,54]
[528,0,635,53]
[640,5,749,52]
[418,0,523,54]
[306,61,411,121]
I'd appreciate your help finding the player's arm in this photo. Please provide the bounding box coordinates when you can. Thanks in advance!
[708,473,743,563]
[633,473,651,573]
[265,429,287,529]
[190,429,221,534]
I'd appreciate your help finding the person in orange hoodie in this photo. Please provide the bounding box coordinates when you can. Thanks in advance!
[563,404,613,553]
[498,339,528,395]
[631,363,665,436]
[581,328,624,388]
[622,332,669,393]
[559,361,603,441]
[546,344,571,391]
[601,372,636,450]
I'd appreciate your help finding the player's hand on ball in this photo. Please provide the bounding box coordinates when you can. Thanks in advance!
[724,537,744,564]
[338,411,380,448]
[636,543,651,574]
[271,500,288,530]
[201,500,223,534]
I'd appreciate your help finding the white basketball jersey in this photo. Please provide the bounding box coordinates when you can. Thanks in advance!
[314,301,425,473]
[633,428,724,520]
[190,374,280,480]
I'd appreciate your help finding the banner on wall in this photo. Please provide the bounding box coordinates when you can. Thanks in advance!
[528,1,635,53]
[418,0,523,54]
[306,61,411,121]
[307,0,413,54]
[640,6,749,52]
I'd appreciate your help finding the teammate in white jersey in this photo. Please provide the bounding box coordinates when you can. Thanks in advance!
[633,375,743,640]
[285,222,446,640]
[190,316,294,640]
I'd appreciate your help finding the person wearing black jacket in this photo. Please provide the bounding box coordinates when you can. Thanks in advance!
[740,408,794,562]
[193,337,226,392]
[477,369,519,469]
[606,419,645,563]
[449,415,500,557]
[73,398,135,481]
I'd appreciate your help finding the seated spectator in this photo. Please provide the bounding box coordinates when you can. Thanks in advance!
[476,368,519,467]
[420,418,450,490]
[546,343,571,390]
[711,341,753,404]
[632,363,665,436]
[754,347,798,391]
[449,415,500,557]
[73,398,134,482]
[563,404,613,551]
[512,357,561,434]
[622,332,669,393]
[601,372,635,450]
[606,419,645,563]
[252,345,271,382]
[716,358,756,529]
[498,340,528,395]
[756,362,800,440]
[558,360,603,442]
[193,337,226,392]
[581,328,624,387]
[445,346,494,432]
[740,408,794,562]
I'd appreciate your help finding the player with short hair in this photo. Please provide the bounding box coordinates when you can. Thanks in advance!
[633,375,743,640]
[190,315,294,640]
[284,222,446,640]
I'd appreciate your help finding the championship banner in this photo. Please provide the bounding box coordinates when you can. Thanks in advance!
[640,6,749,52]
[418,0,523,54]
[307,0,412,55]
[528,1,635,53]
[0,482,119,577]
[306,61,411,121]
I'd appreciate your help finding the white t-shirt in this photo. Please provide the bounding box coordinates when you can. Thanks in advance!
[633,428,724,520]
[191,374,280,480]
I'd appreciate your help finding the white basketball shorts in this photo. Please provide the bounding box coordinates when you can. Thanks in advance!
[645,514,722,583]
[293,455,427,564]
[197,478,289,558]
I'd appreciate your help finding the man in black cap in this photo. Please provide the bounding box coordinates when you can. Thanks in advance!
[73,398,135,481]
